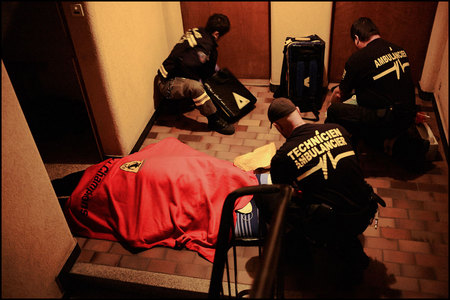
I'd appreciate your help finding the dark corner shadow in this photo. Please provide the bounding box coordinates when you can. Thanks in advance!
[156,105,212,133]
[249,236,401,298]
[354,259,402,298]
[156,113,211,133]
[300,257,400,298]
[116,243,157,255]
[358,146,439,181]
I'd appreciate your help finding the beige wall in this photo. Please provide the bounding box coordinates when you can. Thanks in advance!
[61,1,183,156]
[419,1,448,144]
[270,1,333,87]
[59,1,446,155]
[1,61,77,298]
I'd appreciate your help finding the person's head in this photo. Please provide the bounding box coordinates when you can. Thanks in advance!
[205,13,230,40]
[268,98,305,138]
[350,17,380,49]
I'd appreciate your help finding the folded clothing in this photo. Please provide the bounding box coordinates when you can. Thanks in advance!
[233,143,277,172]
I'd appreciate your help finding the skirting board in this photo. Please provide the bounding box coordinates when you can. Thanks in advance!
[130,106,162,155]
[56,241,81,295]
[417,83,448,163]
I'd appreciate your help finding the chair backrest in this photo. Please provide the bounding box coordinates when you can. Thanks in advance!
[208,184,293,298]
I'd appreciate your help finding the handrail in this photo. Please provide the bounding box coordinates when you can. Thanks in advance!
[250,184,293,298]
[208,184,292,298]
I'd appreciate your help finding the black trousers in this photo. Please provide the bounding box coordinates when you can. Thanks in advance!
[325,102,415,150]
[155,74,217,117]
[52,170,85,197]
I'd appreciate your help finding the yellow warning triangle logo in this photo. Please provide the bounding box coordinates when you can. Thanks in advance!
[233,92,251,109]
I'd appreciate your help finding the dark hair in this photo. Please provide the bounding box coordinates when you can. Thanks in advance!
[205,13,230,37]
[350,17,380,42]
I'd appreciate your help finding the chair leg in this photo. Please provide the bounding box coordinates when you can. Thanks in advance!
[276,241,286,298]
[225,255,231,297]
[233,245,238,297]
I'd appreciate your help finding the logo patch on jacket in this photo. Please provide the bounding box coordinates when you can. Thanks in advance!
[120,160,144,173]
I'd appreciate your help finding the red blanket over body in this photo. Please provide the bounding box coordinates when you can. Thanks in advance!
[63,137,258,262]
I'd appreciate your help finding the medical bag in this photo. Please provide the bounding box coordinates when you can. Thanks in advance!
[274,35,326,121]
[203,68,257,123]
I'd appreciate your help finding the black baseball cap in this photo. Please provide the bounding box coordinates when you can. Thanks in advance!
[268,98,296,127]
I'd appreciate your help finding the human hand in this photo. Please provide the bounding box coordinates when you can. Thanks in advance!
[330,86,342,103]
[197,51,209,63]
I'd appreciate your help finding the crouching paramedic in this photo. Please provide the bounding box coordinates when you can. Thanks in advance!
[156,13,235,135]
[268,98,385,284]
[325,17,429,168]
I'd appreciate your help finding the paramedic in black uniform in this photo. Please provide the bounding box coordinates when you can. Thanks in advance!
[156,13,235,135]
[326,17,428,165]
[268,97,385,287]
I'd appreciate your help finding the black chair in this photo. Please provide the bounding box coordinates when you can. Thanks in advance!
[208,184,293,298]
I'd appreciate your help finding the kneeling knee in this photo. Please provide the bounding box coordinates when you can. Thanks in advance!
[184,80,205,98]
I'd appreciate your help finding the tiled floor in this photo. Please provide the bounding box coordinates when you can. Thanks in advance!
[67,81,448,298]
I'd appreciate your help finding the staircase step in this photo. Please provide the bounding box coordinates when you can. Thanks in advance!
[63,262,251,298]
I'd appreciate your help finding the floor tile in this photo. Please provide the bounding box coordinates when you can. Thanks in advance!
[68,82,447,298]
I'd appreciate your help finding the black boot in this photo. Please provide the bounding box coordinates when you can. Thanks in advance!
[207,113,235,135]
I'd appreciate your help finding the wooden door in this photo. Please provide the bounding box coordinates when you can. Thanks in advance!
[1,1,102,163]
[329,1,438,84]
[180,1,270,79]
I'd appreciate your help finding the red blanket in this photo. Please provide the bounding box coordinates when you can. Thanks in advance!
[63,137,258,262]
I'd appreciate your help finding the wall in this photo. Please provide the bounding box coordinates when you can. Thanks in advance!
[61,2,183,156]
[1,61,77,298]
[270,1,333,86]
[59,2,445,155]
[419,1,448,144]
[434,41,448,144]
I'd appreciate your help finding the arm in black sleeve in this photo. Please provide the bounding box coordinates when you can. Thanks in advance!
[270,156,293,185]
[198,47,218,80]
[339,60,357,101]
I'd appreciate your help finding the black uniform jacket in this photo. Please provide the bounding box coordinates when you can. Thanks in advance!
[340,38,415,111]
[158,27,218,82]
[270,123,371,213]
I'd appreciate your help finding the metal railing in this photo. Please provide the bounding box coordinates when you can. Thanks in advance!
[250,184,292,298]
[208,184,293,298]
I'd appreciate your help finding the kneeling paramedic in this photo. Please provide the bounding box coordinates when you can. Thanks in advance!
[156,13,235,135]
[268,98,386,283]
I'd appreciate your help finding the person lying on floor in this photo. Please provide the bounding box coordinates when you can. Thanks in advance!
[52,137,259,263]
